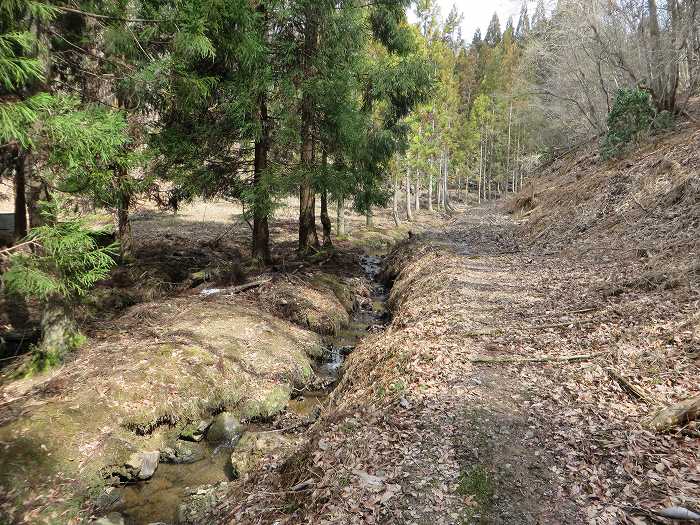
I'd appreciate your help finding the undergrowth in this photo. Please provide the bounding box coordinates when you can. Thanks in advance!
[457,465,493,507]
[601,88,673,159]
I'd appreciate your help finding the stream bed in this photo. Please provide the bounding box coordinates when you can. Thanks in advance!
[110,255,388,525]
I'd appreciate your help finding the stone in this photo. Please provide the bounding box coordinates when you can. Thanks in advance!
[176,483,227,525]
[139,451,160,479]
[94,487,123,510]
[160,441,205,464]
[179,418,213,442]
[206,412,244,445]
[93,512,125,525]
[229,432,293,478]
[123,450,159,481]
[306,405,321,424]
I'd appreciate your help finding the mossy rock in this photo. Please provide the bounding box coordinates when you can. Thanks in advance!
[206,413,244,445]
[230,432,295,478]
[311,273,355,312]
[240,384,291,420]
[160,441,206,464]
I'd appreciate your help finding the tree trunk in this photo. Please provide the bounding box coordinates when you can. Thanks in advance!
[336,198,346,236]
[647,0,680,112]
[320,151,332,247]
[646,395,700,432]
[415,175,420,211]
[518,133,524,191]
[444,154,452,211]
[252,131,272,262]
[366,208,373,228]
[37,299,80,368]
[405,169,413,221]
[506,100,512,192]
[392,176,400,227]
[428,163,434,212]
[113,165,134,261]
[26,156,50,229]
[456,170,461,202]
[514,132,521,193]
[298,7,320,253]
[478,137,483,204]
[13,152,28,239]
[320,189,333,248]
[116,192,132,260]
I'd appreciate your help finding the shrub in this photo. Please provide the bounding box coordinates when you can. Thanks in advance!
[601,88,663,159]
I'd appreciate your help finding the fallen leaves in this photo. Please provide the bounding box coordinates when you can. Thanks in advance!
[218,205,699,525]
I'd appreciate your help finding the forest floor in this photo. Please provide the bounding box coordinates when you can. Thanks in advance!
[223,200,699,523]
[2,120,699,525]
[0,197,451,524]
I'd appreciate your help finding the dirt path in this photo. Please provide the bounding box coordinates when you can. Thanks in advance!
[377,206,579,524]
[232,203,698,524]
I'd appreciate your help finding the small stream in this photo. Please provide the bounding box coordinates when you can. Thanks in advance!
[111,255,388,525]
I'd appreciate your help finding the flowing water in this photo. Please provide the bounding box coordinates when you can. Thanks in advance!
[111,255,388,524]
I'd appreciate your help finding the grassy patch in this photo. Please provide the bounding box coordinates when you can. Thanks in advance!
[457,466,493,507]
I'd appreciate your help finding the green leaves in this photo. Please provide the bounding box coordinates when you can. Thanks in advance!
[173,31,215,60]
[0,0,58,22]
[0,93,54,147]
[0,34,44,90]
[601,88,659,159]
[3,203,118,302]
[43,101,130,170]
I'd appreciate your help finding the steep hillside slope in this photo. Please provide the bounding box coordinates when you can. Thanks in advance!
[510,118,699,297]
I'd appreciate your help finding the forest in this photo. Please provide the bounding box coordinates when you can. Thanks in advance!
[0,0,699,524]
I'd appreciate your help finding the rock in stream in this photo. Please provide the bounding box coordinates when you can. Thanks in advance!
[206,412,244,445]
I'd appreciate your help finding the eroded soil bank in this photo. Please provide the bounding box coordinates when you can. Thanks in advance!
[0,249,390,524]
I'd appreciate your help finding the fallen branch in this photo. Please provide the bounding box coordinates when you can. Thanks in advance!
[467,352,604,364]
[646,395,700,432]
[526,306,600,320]
[606,368,650,402]
[290,479,316,492]
[523,319,597,330]
[0,240,39,257]
[520,206,540,218]
[227,278,271,295]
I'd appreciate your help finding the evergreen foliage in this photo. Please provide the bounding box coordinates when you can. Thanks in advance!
[515,3,530,40]
[531,0,546,32]
[4,0,686,374]
[3,203,118,302]
[485,13,502,46]
[601,88,660,159]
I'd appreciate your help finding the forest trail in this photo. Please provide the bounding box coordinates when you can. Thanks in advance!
[369,205,582,524]
[230,201,698,525]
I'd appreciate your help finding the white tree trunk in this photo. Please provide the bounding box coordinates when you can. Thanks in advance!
[428,161,434,212]
[405,169,413,221]
[392,176,400,227]
[415,175,420,211]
